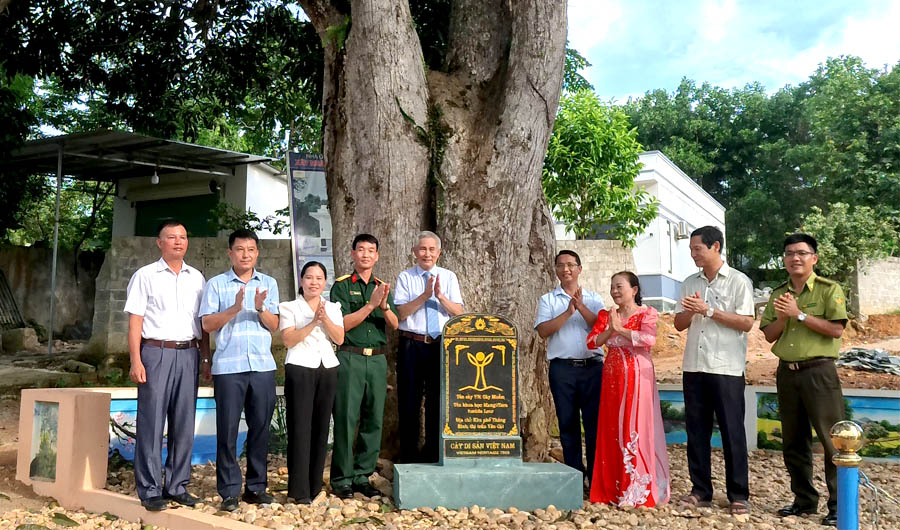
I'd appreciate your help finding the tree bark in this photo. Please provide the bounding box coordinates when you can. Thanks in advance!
[299,0,567,462]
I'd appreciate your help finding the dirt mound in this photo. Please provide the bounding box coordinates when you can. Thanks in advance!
[867,314,900,336]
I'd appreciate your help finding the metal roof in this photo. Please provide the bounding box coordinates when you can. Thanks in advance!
[0,129,274,181]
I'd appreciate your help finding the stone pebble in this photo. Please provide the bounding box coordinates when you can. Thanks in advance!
[3,449,899,529]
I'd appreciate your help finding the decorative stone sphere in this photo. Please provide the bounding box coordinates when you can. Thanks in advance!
[830,420,865,454]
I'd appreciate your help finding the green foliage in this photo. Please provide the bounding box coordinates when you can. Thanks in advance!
[5,178,114,251]
[625,57,900,270]
[563,46,593,93]
[210,204,290,236]
[797,202,897,289]
[543,90,657,244]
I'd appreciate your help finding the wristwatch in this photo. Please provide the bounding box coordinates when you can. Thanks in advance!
[797,312,807,322]
[705,307,715,318]
[256,306,265,313]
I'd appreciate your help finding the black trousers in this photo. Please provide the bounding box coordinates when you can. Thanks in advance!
[284,363,338,502]
[396,336,441,463]
[213,370,276,499]
[776,360,844,512]
[682,371,750,502]
[548,358,603,481]
[134,345,198,501]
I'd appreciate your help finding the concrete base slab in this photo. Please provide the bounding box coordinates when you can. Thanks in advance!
[394,460,582,511]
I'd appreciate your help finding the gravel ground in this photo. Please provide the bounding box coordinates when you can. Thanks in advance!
[4,445,897,529]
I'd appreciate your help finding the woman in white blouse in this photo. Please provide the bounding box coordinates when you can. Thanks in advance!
[278,261,345,504]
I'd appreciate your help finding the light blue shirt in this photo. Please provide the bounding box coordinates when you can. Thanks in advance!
[199,269,280,375]
[534,286,605,360]
[394,264,464,334]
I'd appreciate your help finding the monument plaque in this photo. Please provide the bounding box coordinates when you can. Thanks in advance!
[442,314,521,459]
[394,313,582,511]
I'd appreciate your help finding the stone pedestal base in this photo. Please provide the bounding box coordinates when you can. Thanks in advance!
[394,459,582,511]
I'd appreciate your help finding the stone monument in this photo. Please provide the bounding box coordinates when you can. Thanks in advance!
[393,313,582,510]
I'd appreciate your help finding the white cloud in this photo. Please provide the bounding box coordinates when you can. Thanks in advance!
[698,0,738,43]
[567,0,622,52]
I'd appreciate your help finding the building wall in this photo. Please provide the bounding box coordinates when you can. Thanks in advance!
[0,247,104,337]
[556,240,636,309]
[89,236,294,354]
[245,165,290,239]
[852,257,900,316]
[631,152,726,309]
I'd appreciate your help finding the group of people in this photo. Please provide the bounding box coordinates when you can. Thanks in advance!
[538,226,846,526]
[125,224,461,512]
[126,220,847,527]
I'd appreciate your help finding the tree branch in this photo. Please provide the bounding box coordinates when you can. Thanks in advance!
[445,0,511,84]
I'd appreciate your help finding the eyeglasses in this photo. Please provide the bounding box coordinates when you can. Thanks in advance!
[784,250,815,258]
[555,262,579,270]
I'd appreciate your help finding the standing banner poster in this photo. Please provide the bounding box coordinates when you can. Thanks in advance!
[286,153,335,296]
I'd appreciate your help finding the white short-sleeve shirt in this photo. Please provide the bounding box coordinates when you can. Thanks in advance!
[394,264,464,334]
[278,297,344,368]
[677,263,755,376]
[123,258,205,341]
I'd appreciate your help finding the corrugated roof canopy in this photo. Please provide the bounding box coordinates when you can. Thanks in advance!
[1,129,273,181]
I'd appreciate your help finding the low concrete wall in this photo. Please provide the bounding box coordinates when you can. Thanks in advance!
[852,257,900,316]
[89,237,294,354]
[557,240,636,308]
[0,247,103,338]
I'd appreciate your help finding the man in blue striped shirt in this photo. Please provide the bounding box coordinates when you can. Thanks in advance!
[200,229,280,512]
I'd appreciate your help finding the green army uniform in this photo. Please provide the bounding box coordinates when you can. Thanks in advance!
[329,272,397,490]
[760,271,848,513]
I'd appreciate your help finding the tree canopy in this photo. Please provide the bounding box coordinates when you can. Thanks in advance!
[624,56,900,272]
[543,89,657,244]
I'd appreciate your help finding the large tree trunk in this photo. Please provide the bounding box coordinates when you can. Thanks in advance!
[300,0,566,462]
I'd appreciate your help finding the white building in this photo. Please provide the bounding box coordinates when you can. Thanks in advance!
[555,151,726,311]
[115,162,288,239]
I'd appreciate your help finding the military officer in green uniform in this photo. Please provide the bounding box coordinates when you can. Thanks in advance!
[760,233,847,527]
[329,234,398,499]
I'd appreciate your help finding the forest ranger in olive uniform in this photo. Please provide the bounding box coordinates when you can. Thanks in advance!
[329,234,398,499]
[760,233,848,528]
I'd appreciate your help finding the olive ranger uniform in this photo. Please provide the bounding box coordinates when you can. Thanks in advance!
[760,272,848,513]
[329,272,397,490]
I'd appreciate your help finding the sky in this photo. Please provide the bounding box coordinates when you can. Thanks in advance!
[567,0,900,102]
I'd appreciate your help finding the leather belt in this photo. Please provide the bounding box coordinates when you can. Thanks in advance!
[553,357,603,367]
[399,330,440,344]
[780,357,834,371]
[341,345,387,356]
[141,338,199,350]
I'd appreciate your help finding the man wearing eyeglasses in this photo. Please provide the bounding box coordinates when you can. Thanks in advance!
[760,233,847,527]
[534,250,605,492]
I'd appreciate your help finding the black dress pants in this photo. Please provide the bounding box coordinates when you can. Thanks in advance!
[284,363,338,502]
[776,360,843,512]
[213,370,276,499]
[396,336,441,463]
[682,371,750,503]
[548,358,603,481]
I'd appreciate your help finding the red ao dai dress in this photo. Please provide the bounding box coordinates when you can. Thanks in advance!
[586,305,671,507]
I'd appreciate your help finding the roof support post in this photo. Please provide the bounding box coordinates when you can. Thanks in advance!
[48,143,62,355]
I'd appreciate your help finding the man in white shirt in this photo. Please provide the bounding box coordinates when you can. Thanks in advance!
[124,220,210,512]
[394,231,464,463]
[534,250,605,489]
[674,226,754,515]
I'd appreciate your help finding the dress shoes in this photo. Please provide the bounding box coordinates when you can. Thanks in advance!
[164,491,200,507]
[352,482,382,498]
[822,510,837,526]
[220,497,239,512]
[241,489,276,505]
[140,496,168,511]
[777,504,818,517]
[332,484,354,499]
